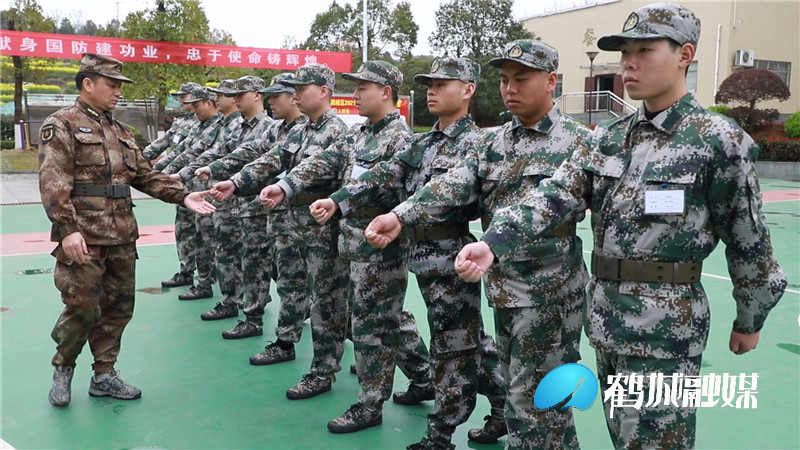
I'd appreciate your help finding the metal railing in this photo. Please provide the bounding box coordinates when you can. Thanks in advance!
[555,90,636,123]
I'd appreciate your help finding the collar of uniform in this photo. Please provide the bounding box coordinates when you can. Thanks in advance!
[510,105,560,135]
[222,110,241,125]
[283,114,309,132]
[75,98,104,122]
[199,112,221,127]
[243,111,269,129]
[433,114,474,139]
[627,93,696,137]
[310,109,337,131]
[360,110,401,134]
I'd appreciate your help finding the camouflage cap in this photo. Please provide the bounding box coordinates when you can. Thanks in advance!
[489,40,559,72]
[260,73,297,95]
[208,79,237,95]
[79,53,133,83]
[183,86,214,104]
[281,64,335,91]
[598,2,701,51]
[414,57,480,85]
[342,60,403,93]
[227,76,266,95]
[171,81,202,96]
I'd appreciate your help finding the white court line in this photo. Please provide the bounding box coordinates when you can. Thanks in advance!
[470,226,799,295]
[1,438,17,449]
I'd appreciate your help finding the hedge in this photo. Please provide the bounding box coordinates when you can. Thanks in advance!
[785,111,800,138]
[756,139,800,162]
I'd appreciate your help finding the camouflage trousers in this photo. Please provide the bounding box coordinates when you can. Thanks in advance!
[193,207,215,289]
[494,293,583,450]
[174,205,196,277]
[273,214,349,376]
[212,207,243,302]
[596,351,702,449]
[395,309,432,385]
[240,215,274,325]
[272,232,310,343]
[350,257,409,408]
[50,242,136,373]
[415,273,506,447]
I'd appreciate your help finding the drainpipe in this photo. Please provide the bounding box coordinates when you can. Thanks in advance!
[714,24,721,99]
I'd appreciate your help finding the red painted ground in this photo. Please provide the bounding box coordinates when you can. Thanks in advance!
[2,189,797,257]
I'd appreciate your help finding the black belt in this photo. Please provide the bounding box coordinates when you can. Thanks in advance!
[548,222,577,237]
[411,223,470,241]
[592,252,702,284]
[288,192,332,206]
[72,184,131,198]
[349,207,391,219]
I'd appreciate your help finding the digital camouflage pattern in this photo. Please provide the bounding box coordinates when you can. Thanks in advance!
[38,98,189,372]
[228,75,266,95]
[414,57,481,85]
[342,60,404,93]
[281,63,336,91]
[182,86,214,103]
[598,2,701,51]
[171,81,202,96]
[327,114,505,447]
[260,73,297,95]
[392,107,589,448]
[489,40,559,72]
[208,78,237,95]
[483,93,787,447]
[142,113,199,161]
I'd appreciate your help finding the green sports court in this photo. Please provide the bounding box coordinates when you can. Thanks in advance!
[1,178,798,449]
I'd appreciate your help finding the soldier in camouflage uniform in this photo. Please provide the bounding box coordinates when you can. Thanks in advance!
[451,4,788,449]
[41,53,215,408]
[197,76,274,322]
[212,64,350,399]
[261,61,433,433]
[142,81,201,162]
[365,44,590,449]
[157,86,225,302]
[204,73,308,339]
[318,58,507,449]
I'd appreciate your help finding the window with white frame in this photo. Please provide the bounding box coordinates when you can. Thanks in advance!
[554,74,563,99]
[754,60,791,87]
[686,61,698,93]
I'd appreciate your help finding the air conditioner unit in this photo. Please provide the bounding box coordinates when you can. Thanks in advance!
[734,49,755,67]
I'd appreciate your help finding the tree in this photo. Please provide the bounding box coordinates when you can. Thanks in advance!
[118,0,213,128]
[0,0,56,122]
[302,0,419,62]
[397,55,436,127]
[57,17,75,34]
[76,19,98,36]
[715,68,790,110]
[429,0,534,59]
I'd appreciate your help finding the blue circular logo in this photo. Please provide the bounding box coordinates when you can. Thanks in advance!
[534,363,599,411]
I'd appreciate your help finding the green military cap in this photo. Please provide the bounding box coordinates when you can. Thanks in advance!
[227,76,266,96]
[208,79,237,95]
[260,73,297,95]
[489,40,559,73]
[598,2,701,51]
[414,57,480,85]
[171,81,202,96]
[79,53,133,83]
[281,64,335,91]
[342,60,403,93]
[182,86,214,104]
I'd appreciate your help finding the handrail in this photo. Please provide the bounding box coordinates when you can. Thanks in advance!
[555,90,636,120]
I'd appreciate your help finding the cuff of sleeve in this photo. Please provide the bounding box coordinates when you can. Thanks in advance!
[732,320,761,335]
[57,223,81,241]
[391,203,414,226]
[178,168,193,181]
[276,179,295,199]
[207,162,221,177]
[481,228,511,262]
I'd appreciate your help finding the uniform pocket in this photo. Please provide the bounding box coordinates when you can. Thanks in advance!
[74,133,106,165]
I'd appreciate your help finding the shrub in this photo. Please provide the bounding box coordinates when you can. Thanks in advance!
[708,105,731,115]
[784,111,800,138]
[1,140,15,150]
[725,107,778,133]
[1,115,14,140]
[127,125,149,149]
[757,139,800,162]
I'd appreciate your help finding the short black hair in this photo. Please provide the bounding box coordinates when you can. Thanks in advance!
[75,72,100,91]
[390,86,399,104]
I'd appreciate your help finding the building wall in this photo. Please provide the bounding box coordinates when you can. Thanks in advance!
[521,0,799,114]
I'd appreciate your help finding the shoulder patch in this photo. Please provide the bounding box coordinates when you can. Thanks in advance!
[78,127,92,133]
[40,124,56,144]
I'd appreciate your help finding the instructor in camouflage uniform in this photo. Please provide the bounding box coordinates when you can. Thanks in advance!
[451,4,788,448]
[41,53,215,408]
[365,44,590,449]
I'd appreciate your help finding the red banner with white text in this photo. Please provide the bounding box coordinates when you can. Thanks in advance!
[0,31,353,72]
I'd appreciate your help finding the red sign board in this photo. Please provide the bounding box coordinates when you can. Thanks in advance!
[0,31,353,72]
[332,95,411,127]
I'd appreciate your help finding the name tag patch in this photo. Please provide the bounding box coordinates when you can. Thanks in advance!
[351,164,368,179]
[644,188,685,215]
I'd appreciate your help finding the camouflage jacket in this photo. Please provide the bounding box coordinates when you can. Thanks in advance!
[142,113,198,160]
[392,108,590,307]
[38,99,189,245]
[257,108,347,236]
[483,94,787,357]
[229,114,309,200]
[205,112,279,181]
[279,110,411,262]
[161,112,223,176]
[175,110,243,181]
[329,114,484,275]
[152,118,201,172]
